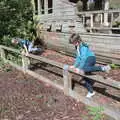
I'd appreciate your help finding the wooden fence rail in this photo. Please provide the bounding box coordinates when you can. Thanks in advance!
[0,45,120,90]
[0,45,120,120]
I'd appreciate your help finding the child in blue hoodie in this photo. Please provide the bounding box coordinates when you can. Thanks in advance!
[69,33,111,98]
[11,38,43,55]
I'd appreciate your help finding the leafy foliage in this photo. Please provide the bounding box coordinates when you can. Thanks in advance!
[87,106,104,120]
[0,0,35,46]
[0,58,12,72]
[110,64,120,69]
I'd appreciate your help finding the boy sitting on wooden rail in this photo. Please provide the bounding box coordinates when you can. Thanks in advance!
[67,33,111,98]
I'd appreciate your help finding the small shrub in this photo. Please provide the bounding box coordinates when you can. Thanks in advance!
[87,106,104,120]
[110,64,120,69]
[0,58,12,72]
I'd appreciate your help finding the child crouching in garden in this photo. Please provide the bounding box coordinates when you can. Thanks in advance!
[68,33,111,98]
[11,37,45,69]
[11,37,44,55]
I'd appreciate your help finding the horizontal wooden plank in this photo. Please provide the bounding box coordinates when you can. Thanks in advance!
[28,54,120,89]
[5,59,63,90]
[0,45,20,54]
[28,54,64,69]
[77,9,120,15]
[1,45,120,89]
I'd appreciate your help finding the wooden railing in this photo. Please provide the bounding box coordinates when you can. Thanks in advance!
[77,9,120,32]
[0,45,120,89]
[0,45,120,119]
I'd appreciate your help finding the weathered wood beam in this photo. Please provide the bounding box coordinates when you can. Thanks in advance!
[63,68,72,95]
[28,53,64,69]
[0,45,120,89]
[104,0,110,26]
[4,59,63,90]
[0,47,6,60]
[0,45,20,54]
[77,9,120,15]
[44,0,48,14]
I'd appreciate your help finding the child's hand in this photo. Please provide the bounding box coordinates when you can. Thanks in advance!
[25,52,29,56]
[75,68,84,75]
[75,68,80,73]
[69,65,75,69]
[21,51,25,55]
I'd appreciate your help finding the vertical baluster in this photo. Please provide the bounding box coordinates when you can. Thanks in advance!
[111,13,113,28]
[100,13,103,25]
[38,0,41,15]
[90,14,93,28]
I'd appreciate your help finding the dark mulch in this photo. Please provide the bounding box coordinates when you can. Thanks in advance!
[0,49,119,120]
[0,68,93,120]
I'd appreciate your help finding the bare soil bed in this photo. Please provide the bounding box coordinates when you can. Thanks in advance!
[0,49,119,120]
[0,66,94,120]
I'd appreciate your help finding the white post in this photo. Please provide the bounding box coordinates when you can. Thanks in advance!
[53,0,55,14]
[90,14,93,28]
[104,0,110,26]
[111,13,113,28]
[83,15,85,26]
[38,0,41,15]
[100,14,103,25]
[44,0,48,14]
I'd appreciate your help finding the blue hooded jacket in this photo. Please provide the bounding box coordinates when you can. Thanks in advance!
[74,43,95,69]
[18,39,31,49]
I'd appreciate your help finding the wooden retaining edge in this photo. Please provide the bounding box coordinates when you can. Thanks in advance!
[4,59,63,91]
[0,45,120,119]
[0,45,120,89]
[5,59,120,120]
[27,54,120,89]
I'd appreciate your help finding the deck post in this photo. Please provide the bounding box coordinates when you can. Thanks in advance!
[104,0,109,26]
[44,0,48,14]
[63,67,72,95]
[37,0,41,15]
[111,13,113,28]
[100,14,103,25]
[90,14,93,28]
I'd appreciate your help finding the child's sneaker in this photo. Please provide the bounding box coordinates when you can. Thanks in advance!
[86,91,95,98]
[102,65,111,73]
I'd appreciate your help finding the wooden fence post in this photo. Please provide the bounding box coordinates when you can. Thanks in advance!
[63,66,72,95]
[22,54,30,73]
[0,47,6,61]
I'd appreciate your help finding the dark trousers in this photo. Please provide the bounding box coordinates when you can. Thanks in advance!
[82,56,102,93]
